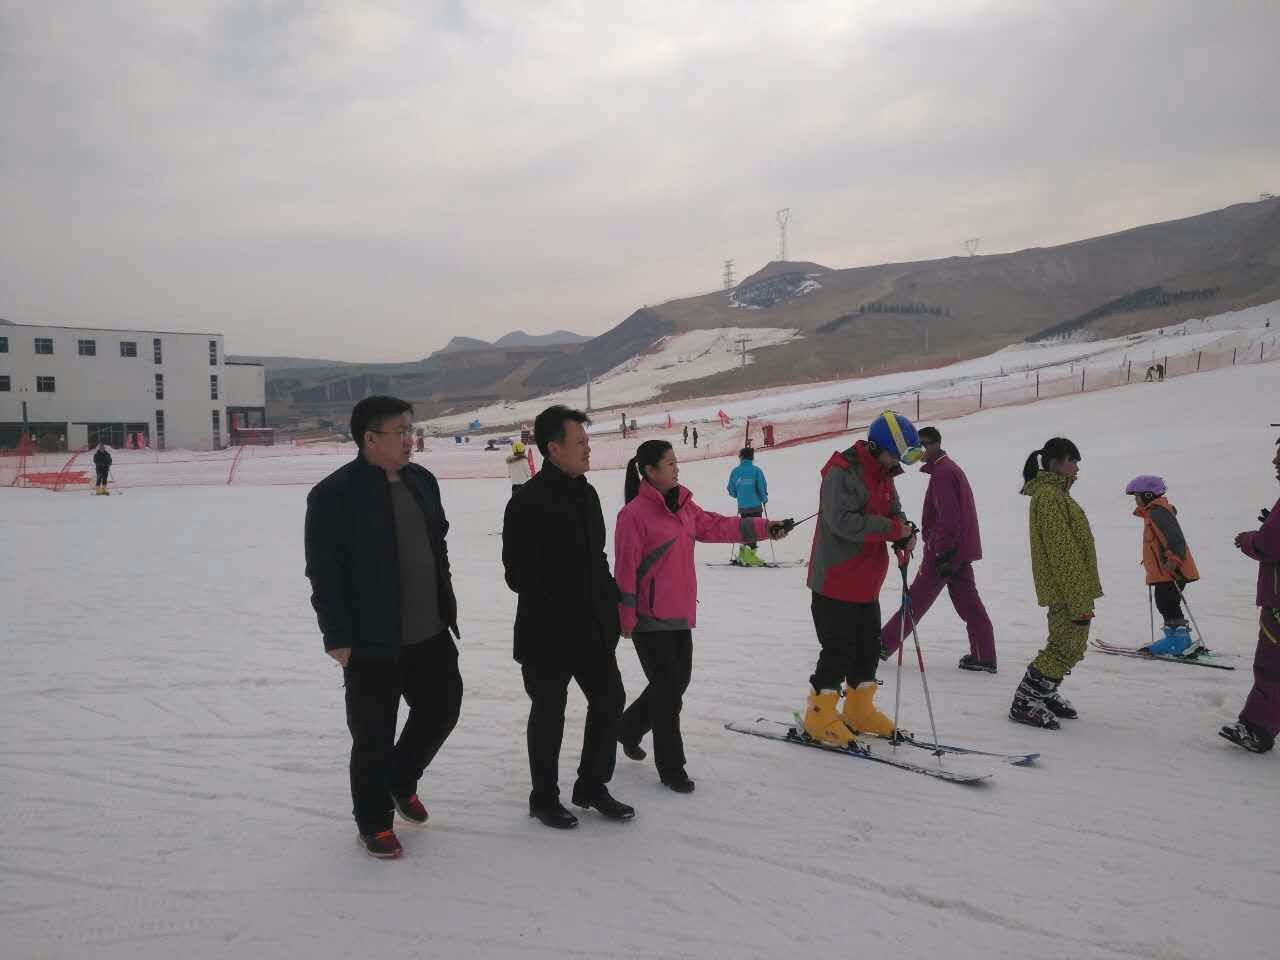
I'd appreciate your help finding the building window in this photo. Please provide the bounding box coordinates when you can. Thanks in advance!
[37,376,56,393]
[153,337,162,364]
[155,410,166,450]
[120,341,137,358]
[78,339,97,356]
[211,410,222,449]
[0,335,8,353]
[0,375,10,392]
[209,340,218,365]
[34,337,54,355]
[154,373,164,400]
[210,375,219,400]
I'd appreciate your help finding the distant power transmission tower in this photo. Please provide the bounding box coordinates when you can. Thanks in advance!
[776,208,790,261]
[734,335,750,367]
[723,258,736,290]
[963,237,981,257]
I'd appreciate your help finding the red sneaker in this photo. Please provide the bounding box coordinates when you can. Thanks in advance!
[357,829,403,859]
[392,793,429,826]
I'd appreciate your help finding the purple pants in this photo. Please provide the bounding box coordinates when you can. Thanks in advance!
[1240,608,1280,736]
[882,560,996,663]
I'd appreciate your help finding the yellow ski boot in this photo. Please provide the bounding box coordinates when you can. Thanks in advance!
[737,545,766,567]
[841,682,895,738]
[802,689,857,746]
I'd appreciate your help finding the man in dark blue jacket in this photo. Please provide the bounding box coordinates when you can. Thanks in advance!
[305,396,462,859]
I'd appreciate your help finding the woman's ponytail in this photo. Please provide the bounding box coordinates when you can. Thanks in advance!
[1022,449,1043,485]
[623,457,642,503]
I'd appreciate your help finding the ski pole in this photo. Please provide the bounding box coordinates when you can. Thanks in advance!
[904,584,943,763]
[891,552,909,755]
[1148,584,1156,648]
[763,505,778,565]
[1170,577,1208,650]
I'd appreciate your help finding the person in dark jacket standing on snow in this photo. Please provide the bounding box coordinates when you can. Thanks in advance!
[1220,438,1280,753]
[800,411,920,746]
[881,426,996,671]
[503,405,635,828]
[93,442,113,494]
[305,396,462,859]
[615,439,789,792]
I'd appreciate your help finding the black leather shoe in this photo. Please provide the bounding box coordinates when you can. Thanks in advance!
[571,786,635,821]
[660,773,696,794]
[529,798,579,829]
[620,739,647,761]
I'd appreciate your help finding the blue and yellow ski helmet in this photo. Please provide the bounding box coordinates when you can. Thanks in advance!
[868,410,922,465]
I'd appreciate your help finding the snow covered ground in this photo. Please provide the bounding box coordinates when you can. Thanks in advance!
[3,360,1279,959]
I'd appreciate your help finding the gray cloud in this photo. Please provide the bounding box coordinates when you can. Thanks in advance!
[2,0,1277,360]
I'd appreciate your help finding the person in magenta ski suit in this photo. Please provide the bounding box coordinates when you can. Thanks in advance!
[1220,439,1280,753]
[614,439,789,792]
[881,426,997,671]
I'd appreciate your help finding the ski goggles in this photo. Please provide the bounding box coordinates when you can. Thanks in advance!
[899,445,923,465]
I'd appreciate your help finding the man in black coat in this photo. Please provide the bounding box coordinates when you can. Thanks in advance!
[305,396,463,859]
[92,443,112,493]
[503,405,634,828]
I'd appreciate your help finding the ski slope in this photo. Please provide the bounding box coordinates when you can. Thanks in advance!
[426,299,1279,435]
[2,360,1279,959]
[427,326,800,432]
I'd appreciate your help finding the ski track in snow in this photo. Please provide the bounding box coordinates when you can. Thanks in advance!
[3,361,1280,959]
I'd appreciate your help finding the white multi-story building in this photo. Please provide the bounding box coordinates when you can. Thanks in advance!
[0,321,266,451]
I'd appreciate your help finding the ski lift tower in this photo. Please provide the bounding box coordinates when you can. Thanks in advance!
[776,209,791,261]
[963,237,981,257]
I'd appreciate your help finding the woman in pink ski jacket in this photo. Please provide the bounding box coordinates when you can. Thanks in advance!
[615,439,789,793]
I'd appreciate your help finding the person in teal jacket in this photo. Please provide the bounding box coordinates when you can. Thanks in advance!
[727,447,769,566]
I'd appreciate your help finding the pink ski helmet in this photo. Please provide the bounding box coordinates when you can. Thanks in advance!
[1124,475,1166,497]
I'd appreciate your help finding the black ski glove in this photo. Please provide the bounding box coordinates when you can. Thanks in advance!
[935,550,955,578]
[891,520,919,551]
[1261,507,1271,524]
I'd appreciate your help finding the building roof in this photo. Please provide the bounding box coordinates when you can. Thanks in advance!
[2,321,225,338]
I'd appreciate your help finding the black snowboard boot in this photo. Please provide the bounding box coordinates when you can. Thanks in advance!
[1219,719,1275,754]
[1009,667,1060,729]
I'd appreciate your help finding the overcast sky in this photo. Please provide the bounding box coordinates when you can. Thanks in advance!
[2,1,1278,361]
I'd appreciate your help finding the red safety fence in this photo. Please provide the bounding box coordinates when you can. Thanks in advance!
[2,336,1275,491]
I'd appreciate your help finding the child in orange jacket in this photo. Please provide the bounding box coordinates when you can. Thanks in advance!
[1125,475,1202,656]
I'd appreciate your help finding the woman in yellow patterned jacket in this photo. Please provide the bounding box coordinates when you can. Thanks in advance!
[1009,437,1103,729]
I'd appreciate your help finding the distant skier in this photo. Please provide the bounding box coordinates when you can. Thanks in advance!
[682,425,689,445]
[1009,438,1102,730]
[800,411,920,745]
[726,447,768,567]
[614,439,789,792]
[506,441,532,494]
[93,442,112,495]
[881,426,996,672]
[1220,438,1280,754]
[692,427,699,449]
[1125,475,1202,656]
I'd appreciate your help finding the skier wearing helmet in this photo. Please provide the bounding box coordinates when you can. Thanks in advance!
[799,411,920,745]
[507,441,532,494]
[1125,475,1202,656]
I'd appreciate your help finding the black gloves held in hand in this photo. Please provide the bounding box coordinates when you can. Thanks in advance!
[935,550,955,578]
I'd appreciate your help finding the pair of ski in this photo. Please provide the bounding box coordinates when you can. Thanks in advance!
[706,559,807,570]
[1091,638,1236,670]
[724,717,1039,785]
